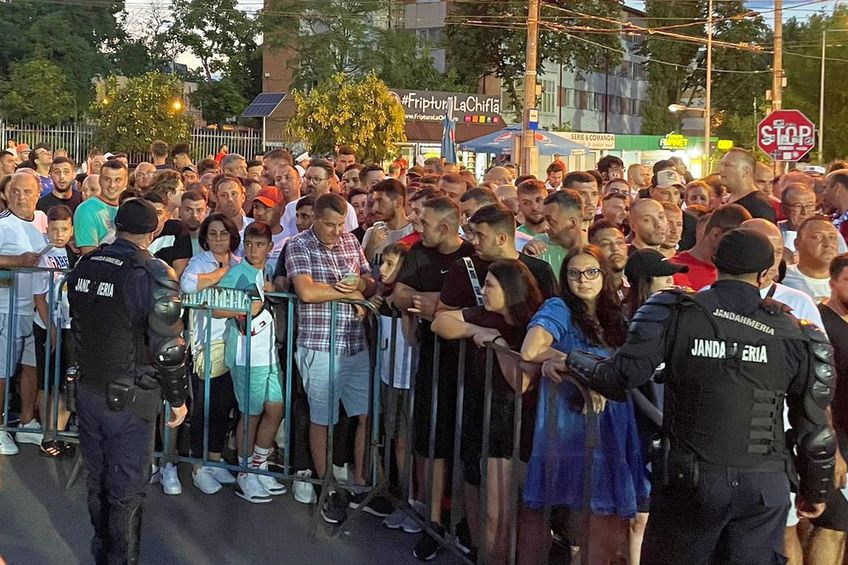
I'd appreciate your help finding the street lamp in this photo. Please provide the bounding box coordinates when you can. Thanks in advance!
[668,103,706,114]
[819,28,848,161]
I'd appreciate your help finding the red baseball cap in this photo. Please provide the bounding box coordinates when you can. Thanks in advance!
[253,186,283,208]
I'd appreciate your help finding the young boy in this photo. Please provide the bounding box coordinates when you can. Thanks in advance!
[217,221,286,503]
[32,205,77,457]
[370,242,425,531]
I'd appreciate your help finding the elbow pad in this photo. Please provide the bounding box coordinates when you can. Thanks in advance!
[800,321,835,427]
[146,259,188,406]
[566,350,603,385]
[153,335,188,407]
[798,426,837,504]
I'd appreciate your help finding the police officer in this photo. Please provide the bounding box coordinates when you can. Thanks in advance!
[67,198,188,565]
[546,228,836,564]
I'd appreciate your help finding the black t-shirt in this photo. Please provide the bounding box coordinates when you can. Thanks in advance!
[440,253,557,309]
[679,210,696,251]
[819,304,848,435]
[37,191,82,214]
[352,225,365,243]
[153,219,193,266]
[397,240,475,293]
[734,191,777,222]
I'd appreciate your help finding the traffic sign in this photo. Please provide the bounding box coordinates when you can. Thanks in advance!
[757,109,816,162]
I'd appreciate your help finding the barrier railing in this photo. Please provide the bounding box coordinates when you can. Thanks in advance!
[1,267,611,565]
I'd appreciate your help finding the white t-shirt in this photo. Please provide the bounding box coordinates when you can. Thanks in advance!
[266,229,289,280]
[760,283,824,329]
[32,247,71,329]
[0,210,48,315]
[280,197,358,239]
[234,214,255,258]
[782,265,831,303]
[361,222,414,269]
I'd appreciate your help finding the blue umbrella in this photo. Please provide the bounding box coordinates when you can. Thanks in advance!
[459,124,590,156]
[441,103,457,163]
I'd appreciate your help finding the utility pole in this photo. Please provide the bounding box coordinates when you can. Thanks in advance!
[773,0,785,173]
[704,0,713,175]
[521,0,540,177]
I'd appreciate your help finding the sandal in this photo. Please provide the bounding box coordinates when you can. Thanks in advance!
[39,440,63,458]
[60,441,76,459]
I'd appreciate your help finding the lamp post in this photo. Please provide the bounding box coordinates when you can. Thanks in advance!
[819,29,848,162]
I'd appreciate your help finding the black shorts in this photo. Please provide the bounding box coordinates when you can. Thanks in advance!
[33,324,75,392]
[412,343,459,460]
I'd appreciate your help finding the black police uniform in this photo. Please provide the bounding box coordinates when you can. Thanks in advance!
[567,279,836,564]
[67,233,188,565]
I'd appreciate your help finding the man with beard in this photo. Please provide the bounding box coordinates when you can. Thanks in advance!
[38,157,82,214]
[523,189,585,279]
[564,171,600,233]
[517,179,548,237]
[659,202,683,258]
[169,191,208,277]
[628,198,668,253]
[361,179,412,269]
[588,220,628,289]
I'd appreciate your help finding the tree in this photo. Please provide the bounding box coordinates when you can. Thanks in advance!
[0,2,124,111]
[113,1,183,76]
[782,7,848,161]
[0,59,76,124]
[370,29,464,91]
[287,73,406,162]
[444,0,624,118]
[191,77,249,127]
[640,0,706,135]
[90,72,193,152]
[172,0,258,80]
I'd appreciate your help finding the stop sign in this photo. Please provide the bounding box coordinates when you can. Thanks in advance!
[757,109,816,162]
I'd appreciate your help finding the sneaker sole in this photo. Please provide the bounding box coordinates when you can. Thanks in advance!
[401,522,423,534]
[0,447,19,455]
[162,485,182,495]
[263,486,288,496]
[294,494,317,504]
[235,489,272,504]
[15,434,43,446]
[349,502,391,518]
[192,481,222,495]
[320,511,346,524]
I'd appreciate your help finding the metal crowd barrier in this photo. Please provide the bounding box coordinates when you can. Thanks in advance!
[1,267,607,565]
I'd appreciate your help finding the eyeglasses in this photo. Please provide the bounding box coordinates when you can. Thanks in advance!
[785,203,816,213]
[566,267,602,281]
[304,175,327,183]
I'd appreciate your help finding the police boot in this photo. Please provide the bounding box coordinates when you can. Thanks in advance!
[107,496,143,565]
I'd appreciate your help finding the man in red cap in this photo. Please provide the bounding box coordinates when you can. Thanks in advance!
[251,186,287,278]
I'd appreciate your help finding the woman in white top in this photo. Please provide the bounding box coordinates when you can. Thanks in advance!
[180,213,242,494]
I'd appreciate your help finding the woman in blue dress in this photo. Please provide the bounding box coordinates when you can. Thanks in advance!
[520,244,650,565]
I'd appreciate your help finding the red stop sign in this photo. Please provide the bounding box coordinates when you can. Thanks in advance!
[757,109,816,162]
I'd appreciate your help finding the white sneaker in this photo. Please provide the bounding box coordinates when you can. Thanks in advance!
[235,472,272,503]
[257,462,287,495]
[0,431,18,455]
[332,463,349,484]
[293,469,317,504]
[192,467,222,495]
[160,462,182,495]
[208,465,236,485]
[274,419,287,450]
[15,420,43,446]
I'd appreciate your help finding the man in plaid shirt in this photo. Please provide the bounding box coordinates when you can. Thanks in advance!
[286,192,375,524]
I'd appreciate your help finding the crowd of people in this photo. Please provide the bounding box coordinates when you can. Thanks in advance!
[1,138,848,564]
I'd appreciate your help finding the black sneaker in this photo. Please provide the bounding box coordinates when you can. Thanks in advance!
[321,491,348,524]
[412,522,445,561]
[348,492,394,517]
[455,518,474,555]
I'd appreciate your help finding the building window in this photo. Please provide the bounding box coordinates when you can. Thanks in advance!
[593,92,604,111]
[630,99,642,116]
[576,90,590,110]
[415,28,442,45]
[541,80,555,114]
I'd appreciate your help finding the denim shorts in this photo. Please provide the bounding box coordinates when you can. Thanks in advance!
[296,347,370,426]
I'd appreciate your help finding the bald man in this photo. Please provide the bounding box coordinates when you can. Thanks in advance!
[80,175,100,201]
[484,166,512,188]
[628,198,667,252]
[743,218,826,565]
[134,162,157,193]
[720,148,776,222]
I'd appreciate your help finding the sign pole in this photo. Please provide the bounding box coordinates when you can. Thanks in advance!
[521,0,540,177]
[704,0,713,174]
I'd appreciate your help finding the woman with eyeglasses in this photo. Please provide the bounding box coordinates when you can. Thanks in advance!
[520,244,649,565]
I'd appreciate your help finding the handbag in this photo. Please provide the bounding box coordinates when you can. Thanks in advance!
[193,340,228,379]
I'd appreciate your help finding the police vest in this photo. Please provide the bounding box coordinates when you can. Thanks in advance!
[67,243,150,389]
[664,289,807,469]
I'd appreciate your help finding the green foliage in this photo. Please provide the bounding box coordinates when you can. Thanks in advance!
[90,73,193,152]
[191,78,249,127]
[172,0,258,79]
[782,7,848,162]
[263,1,456,92]
[0,59,76,124]
[112,4,182,77]
[0,1,124,111]
[287,73,406,162]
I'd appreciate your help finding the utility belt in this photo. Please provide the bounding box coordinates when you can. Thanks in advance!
[651,437,788,492]
[77,368,163,422]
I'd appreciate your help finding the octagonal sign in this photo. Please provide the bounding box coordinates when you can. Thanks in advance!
[757,109,816,162]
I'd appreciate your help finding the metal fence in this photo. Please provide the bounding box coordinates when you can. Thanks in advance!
[0,121,266,165]
[1,272,606,565]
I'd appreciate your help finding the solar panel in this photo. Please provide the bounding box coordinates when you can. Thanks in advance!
[241,93,287,118]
